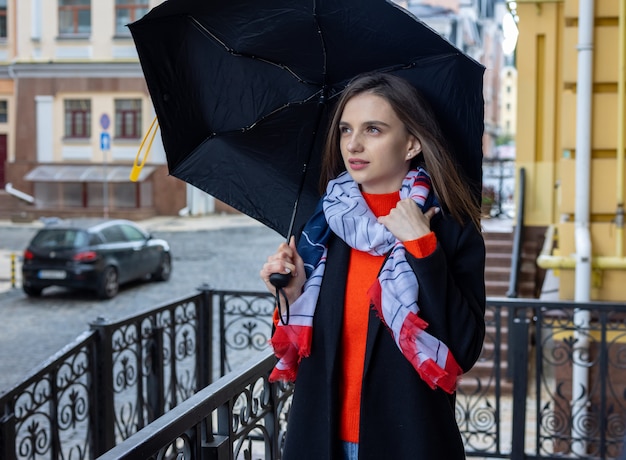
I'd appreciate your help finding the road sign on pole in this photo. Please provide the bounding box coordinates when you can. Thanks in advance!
[100,122,111,218]
[100,113,110,130]
[100,131,111,150]
[101,132,111,151]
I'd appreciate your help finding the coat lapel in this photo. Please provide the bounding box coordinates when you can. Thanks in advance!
[363,301,383,378]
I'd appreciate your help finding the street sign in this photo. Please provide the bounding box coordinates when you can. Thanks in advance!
[100,113,110,130]
[100,132,111,151]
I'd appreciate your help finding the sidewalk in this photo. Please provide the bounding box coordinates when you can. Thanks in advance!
[0,213,266,295]
[481,215,514,233]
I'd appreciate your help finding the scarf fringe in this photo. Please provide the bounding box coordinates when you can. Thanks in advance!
[268,325,312,382]
[269,366,299,383]
[397,311,463,393]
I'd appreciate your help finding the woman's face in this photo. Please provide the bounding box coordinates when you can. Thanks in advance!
[339,92,420,194]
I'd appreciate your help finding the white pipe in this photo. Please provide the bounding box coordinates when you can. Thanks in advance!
[5,183,35,204]
[572,0,594,455]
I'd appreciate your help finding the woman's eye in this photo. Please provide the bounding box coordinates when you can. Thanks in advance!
[339,126,351,134]
[366,126,380,134]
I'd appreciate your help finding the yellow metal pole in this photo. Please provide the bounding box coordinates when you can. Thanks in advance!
[10,253,15,288]
[617,0,626,257]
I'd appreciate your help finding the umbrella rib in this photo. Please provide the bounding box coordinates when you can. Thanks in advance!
[188,16,318,87]
[312,0,328,89]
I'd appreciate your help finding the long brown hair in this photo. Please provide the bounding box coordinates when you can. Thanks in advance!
[319,72,480,230]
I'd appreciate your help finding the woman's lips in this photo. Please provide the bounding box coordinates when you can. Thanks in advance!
[348,159,368,171]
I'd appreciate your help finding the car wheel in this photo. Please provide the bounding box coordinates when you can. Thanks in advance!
[97,266,119,299]
[23,285,43,297]
[152,253,172,282]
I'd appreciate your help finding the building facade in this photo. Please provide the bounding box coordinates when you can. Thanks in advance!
[0,0,511,222]
[514,0,625,301]
[401,0,508,158]
[0,0,186,220]
[499,64,517,141]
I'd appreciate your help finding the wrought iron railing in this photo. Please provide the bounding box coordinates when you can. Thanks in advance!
[97,349,291,460]
[0,286,275,459]
[1,292,625,459]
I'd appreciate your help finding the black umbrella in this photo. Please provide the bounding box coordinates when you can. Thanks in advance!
[129,0,485,239]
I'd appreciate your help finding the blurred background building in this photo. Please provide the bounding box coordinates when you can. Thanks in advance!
[0,0,511,222]
[0,0,186,221]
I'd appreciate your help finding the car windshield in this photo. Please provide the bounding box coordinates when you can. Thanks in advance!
[31,229,90,249]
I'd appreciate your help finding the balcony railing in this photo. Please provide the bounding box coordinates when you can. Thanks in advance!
[1,291,625,459]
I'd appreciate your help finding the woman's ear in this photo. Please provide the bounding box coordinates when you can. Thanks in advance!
[406,136,422,159]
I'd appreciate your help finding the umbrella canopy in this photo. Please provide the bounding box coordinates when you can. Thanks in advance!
[129,0,485,238]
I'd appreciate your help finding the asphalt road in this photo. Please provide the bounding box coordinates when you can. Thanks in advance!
[0,221,283,393]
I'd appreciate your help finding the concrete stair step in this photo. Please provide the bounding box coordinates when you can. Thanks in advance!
[484,239,515,254]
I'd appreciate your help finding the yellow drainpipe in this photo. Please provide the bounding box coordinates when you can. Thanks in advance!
[537,225,626,270]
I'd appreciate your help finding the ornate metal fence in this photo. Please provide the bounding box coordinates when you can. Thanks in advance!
[2,292,626,459]
[457,299,626,459]
[0,287,275,459]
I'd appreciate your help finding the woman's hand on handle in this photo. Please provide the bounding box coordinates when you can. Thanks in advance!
[260,236,306,310]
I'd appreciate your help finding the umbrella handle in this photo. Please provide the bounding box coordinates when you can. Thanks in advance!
[270,273,291,325]
[269,272,290,289]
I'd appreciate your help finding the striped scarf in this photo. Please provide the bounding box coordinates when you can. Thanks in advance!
[269,169,462,393]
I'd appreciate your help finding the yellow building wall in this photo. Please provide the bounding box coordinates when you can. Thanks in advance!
[515,2,562,227]
[517,0,625,301]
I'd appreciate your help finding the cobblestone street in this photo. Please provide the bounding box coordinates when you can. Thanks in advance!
[0,215,283,392]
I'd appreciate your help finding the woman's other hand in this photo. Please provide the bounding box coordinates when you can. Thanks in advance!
[378,198,440,242]
[260,236,307,308]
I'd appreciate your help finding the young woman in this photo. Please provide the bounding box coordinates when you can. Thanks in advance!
[260,72,485,459]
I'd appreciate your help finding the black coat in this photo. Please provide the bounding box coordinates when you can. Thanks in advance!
[282,213,486,460]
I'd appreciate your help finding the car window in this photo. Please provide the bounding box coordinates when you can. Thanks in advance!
[31,229,89,248]
[119,224,146,242]
[89,233,104,245]
[100,225,128,243]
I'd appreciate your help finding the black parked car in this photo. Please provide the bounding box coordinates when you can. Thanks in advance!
[22,219,172,299]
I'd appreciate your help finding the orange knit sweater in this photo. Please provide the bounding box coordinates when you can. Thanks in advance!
[339,191,437,442]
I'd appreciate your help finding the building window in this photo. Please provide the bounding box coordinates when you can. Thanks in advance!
[115,0,148,36]
[115,99,142,139]
[64,99,91,139]
[0,100,7,123]
[59,0,91,36]
[0,0,7,39]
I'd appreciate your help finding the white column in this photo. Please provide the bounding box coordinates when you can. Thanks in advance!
[35,95,54,162]
[31,0,42,41]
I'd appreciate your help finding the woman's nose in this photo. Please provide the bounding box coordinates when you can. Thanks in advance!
[346,133,363,152]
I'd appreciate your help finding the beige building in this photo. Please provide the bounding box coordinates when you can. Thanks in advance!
[499,65,517,139]
[0,0,186,220]
[401,0,507,158]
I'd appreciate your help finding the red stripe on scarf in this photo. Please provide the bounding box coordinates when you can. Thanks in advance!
[269,325,313,382]
[370,276,462,394]
[398,313,462,393]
